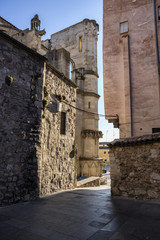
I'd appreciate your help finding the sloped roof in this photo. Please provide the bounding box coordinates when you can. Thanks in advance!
[0,16,20,30]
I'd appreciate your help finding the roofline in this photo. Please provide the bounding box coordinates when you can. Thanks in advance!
[0,30,77,89]
[51,19,99,37]
[108,133,160,147]
[0,16,20,30]
[0,30,46,61]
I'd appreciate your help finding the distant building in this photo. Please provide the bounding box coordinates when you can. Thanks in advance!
[99,142,110,164]
[0,14,103,205]
[103,0,160,138]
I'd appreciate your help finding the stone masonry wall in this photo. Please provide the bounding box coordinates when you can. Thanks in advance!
[38,64,77,197]
[0,31,77,205]
[46,19,101,178]
[108,134,160,200]
[0,32,44,205]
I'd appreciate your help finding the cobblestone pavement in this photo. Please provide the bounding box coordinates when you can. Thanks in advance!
[1,182,160,240]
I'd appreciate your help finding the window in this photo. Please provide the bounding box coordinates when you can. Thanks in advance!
[69,62,72,79]
[60,112,66,135]
[88,102,91,109]
[158,6,160,20]
[120,21,129,34]
[79,36,82,52]
[152,128,160,133]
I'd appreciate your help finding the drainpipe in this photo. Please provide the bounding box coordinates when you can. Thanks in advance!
[127,35,134,137]
[154,0,160,93]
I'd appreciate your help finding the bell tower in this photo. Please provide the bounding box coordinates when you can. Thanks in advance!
[31,14,41,31]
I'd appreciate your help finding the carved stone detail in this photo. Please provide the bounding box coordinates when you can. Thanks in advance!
[81,129,103,139]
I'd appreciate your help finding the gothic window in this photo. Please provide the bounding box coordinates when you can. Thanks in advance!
[79,36,82,52]
[120,21,129,34]
[60,112,66,135]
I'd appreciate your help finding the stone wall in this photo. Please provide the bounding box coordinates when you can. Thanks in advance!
[0,31,77,205]
[38,63,77,197]
[43,19,99,72]
[0,31,45,205]
[108,134,160,200]
[80,159,103,177]
[43,19,102,177]
[45,49,70,78]
[13,29,42,53]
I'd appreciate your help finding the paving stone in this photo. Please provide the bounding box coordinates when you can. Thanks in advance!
[88,220,107,228]
[0,186,160,240]
[88,230,114,240]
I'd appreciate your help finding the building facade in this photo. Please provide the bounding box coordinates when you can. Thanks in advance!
[0,15,103,204]
[0,22,77,205]
[99,142,110,164]
[103,0,160,138]
[43,19,103,177]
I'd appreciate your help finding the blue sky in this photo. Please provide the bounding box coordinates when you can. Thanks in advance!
[1,0,119,141]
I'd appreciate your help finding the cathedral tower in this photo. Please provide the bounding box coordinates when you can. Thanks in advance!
[43,19,103,177]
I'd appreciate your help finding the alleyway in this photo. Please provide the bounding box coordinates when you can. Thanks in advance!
[0,182,160,240]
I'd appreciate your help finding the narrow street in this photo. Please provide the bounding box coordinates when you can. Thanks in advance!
[1,180,160,240]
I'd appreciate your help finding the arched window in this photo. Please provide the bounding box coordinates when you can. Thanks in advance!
[69,62,72,79]
[79,36,82,52]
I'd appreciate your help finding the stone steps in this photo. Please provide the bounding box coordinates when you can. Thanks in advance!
[77,176,107,188]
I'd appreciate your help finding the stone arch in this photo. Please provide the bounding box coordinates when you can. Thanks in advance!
[82,163,89,177]
[69,58,76,81]
[90,163,97,176]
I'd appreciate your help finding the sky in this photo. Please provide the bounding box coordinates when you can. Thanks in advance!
[1,0,119,142]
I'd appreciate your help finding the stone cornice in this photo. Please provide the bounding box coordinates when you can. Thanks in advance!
[108,133,160,148]
[77,89,100,98]
[81,129,103,139]
[84,70,99,78]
